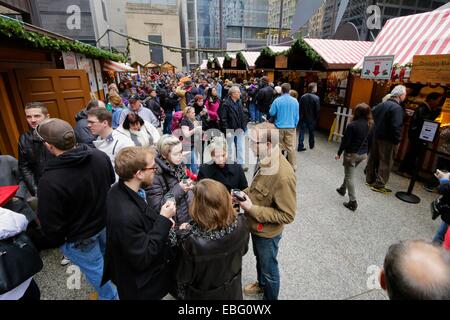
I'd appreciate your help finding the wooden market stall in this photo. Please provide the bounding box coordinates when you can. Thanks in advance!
[0,16,124,157]
[160,61,176,74]
[350,9,450,174]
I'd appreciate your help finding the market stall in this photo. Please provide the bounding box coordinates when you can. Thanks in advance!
[351,8,450,174]
[160,61,176,74]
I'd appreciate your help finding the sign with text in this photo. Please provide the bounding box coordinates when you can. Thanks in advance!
[410,54,450,84]
[62,52,78,70]
[361,55,394,80]
[419,121,440,143]
[275,55,288,69]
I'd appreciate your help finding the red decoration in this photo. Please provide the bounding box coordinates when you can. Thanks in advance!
[0,185,19,207]
[257,224,263,232]
[185,168,198,182]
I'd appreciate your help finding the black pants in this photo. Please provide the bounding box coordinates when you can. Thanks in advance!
[398,140,424,175]
[19,279,40,301]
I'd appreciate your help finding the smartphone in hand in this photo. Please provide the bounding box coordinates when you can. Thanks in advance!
[231,189,246,202]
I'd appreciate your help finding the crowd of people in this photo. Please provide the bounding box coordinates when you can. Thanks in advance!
[1,71,450,301]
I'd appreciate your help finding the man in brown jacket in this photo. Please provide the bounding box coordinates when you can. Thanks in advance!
[237,122,297,300]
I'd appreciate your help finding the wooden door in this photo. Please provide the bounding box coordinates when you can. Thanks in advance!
[15,69,91,127]
[0,74,20,156]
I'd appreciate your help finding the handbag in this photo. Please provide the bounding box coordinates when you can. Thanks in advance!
[0,232,43,294]
[431,196,450,223]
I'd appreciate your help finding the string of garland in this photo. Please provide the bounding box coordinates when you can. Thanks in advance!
[351,62,414,75]
[0,17,125,62]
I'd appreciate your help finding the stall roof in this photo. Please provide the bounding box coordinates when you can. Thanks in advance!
[239,51,261,68]
[355,9,450,69]
[268,46,291,54]
[304,39,372,69]
[103,60,136,73]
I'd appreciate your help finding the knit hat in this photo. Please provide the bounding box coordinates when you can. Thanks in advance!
[35,118,76,151]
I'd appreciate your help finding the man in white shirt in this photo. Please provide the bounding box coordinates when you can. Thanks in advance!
[87,108,134,169]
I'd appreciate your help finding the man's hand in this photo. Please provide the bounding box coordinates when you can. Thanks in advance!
[335,155,341,160]
[239,193,253,212]
[435,169,450,180]
[160,201,176,219]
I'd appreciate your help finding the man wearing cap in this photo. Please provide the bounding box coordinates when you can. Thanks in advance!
[36,118,118,300]
[119,95,159,128]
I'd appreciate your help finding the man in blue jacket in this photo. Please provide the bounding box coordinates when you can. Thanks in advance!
[269,83,299,170]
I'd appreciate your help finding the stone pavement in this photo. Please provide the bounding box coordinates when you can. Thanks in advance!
[34,132,442,300]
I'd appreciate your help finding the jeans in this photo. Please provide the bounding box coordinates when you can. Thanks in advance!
[298,120,316,150]
[227,133,245,165]
[163,111,173,135]
[433,222,449,245]
[339,153,367,202]
[187,146,199,174]
[249,102,262,123]
[251,233,282,300]
[60,229,118,300]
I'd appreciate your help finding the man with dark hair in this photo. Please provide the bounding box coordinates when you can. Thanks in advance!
[298,82,320,152]
[102,146,176,300]
[119,95,159,127]
[256,76,274,119]
[36,118,118,300]
[74,100,106,147]
[380,240,450,300]
[269,83,300,170]
[18,102,53,198]
[397,92,443,177]
[87,109,133,169]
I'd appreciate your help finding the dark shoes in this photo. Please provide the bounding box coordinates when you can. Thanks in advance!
[336,188,346,196]
[297,147,307,152]
[343,201,358,211]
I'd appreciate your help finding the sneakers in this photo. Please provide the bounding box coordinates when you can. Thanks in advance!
[60,255,70,266]
[424,185,438,193]
[370,186,392,194]
[343,200,358,211]
[336,188,346,196]
[244,282,263,296]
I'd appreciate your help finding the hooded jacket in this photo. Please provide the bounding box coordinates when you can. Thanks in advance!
[74,110,97,147]
[115,121,161,147]
[37,144,115,247]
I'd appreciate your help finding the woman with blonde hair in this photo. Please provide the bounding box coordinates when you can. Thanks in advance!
[175,179,249,300]
[335,103,374,211]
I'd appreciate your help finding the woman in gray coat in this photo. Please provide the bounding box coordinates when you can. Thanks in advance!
[147,135,194,225]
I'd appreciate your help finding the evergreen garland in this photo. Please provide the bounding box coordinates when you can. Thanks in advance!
[0,17,125,62]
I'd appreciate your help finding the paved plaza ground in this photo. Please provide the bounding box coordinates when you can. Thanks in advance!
[34,132,441,300]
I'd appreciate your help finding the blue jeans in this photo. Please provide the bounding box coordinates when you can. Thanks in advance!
[249,102,262,123]
[60,229,118,300]
[163,111,173,135]
[298,120,316,150]
[433,222,449,245]
[188,146,199,174]
[227,132,245,165]
[251,233,282,300]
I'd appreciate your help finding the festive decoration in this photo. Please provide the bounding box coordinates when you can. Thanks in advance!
[0,17,125,62]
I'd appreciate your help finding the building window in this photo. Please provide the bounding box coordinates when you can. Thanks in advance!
[149,35,163,64]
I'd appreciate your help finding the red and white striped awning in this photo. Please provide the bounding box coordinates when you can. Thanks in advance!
[304,39,372,69]
[355,9,450,69]
[103,60,137,73]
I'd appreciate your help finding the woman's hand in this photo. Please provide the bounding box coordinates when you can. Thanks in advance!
[335,155,341,161]
[179,179,194,193]
[435,169,450,180]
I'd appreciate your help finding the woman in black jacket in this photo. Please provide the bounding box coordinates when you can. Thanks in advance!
[147,135,194,225]
[175,179,249,300]
[198,137,247,192]
[335,103,374,211]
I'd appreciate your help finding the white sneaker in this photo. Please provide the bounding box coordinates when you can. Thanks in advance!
[60,255,70,266]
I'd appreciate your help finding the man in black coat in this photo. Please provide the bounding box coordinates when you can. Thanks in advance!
[36,118,118,300]
[298,82,321,151]
[366,85,406,193]
[103,146,177,300]
[18,102,53,198]
[74,99,105,147]
[256,76,274,117]
[397,92,443,176]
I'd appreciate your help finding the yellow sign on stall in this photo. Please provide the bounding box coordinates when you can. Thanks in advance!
[410,54,450,83]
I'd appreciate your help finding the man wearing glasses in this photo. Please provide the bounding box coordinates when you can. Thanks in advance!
[36,118,118,300]
[102,146,177,300]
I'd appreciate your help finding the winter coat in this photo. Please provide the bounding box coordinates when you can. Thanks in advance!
[175,213,249,300]
[197,163,247,192]
[147,157,193,225]
[92,130,134,168]
[372,98,404,145]
[256,84,274,114]
[18,130,53,196]
[74,109,97,147]
[115,121,161,147]
[37,144,115,247]
[218,97,246,133]
[299,93,320,124]
[102,180,175,300]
